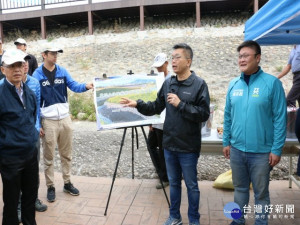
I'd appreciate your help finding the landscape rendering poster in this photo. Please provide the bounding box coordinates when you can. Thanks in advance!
[93,73,165,130]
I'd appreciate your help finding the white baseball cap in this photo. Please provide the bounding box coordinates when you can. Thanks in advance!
[152,53,168,68]
[1,49,30,65]
[14,38,27,45]
[43,47,63,53]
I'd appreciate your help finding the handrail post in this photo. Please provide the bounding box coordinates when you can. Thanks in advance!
[88,10,93,35]
[0,0,3,15]
[139,5,144,31]
[41,16,46,39]
[254,0,259,13]
[41,0,45,10]
[0,22,3,41]
[196,1,200,28]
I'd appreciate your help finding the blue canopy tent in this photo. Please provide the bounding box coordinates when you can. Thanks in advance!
[244,0,300,45]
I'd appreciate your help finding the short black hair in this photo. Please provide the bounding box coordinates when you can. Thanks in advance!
[173,43,193,60]
[237,40,261,55]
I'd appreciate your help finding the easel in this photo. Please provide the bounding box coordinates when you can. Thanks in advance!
[104,125,170,215]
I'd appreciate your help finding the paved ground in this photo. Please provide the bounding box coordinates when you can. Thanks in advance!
[0,173,299,225]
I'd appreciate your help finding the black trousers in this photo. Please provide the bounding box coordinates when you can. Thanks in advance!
[18,138,41,213]
[0,151,38,225]
[148,128,168,182]
[287,71,300,107]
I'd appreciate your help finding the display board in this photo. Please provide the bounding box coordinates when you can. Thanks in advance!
[93,73,165,130]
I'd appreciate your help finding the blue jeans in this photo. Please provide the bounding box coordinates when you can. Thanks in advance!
[164,149,200,224]
[230,147,271,225]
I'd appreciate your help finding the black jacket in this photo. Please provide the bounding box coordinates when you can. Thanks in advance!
[0,79,38,159]
[27,53,38,76]
[137,71,210,153]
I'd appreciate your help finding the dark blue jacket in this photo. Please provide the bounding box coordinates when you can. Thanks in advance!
[0,79,38,158]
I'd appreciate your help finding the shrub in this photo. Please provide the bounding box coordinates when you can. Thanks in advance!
[275,65,283,72]
[69,94,96,121]
[47,37,54,42]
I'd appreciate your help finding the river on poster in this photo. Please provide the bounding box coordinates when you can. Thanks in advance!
[93,74,165,130]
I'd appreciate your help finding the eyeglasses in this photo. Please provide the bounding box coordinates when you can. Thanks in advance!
[171,55,190,61]
[238,54,258,59]
[3,62,25,69]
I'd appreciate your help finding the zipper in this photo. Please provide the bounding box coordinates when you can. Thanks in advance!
[245,80,249,151]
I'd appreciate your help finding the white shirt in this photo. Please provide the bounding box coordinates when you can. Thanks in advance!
[152,72,172,130]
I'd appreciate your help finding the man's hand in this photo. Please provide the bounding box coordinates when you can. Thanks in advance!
[167,93,180,107]
[86,82,94,90]
[269,153,281,167]
[149,125,153,131]
[120,97,137,108]
[223,146,231,159]
[40,128,45,137]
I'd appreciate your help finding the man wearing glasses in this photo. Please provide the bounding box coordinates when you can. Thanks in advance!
[223,40,287,225]
[121,43,210,225]
[0,49,39,225]
[33,47,93,203]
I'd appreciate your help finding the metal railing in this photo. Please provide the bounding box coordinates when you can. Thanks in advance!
[0,0,87,10]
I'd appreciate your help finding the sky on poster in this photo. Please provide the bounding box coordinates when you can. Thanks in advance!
[93,73,165,130]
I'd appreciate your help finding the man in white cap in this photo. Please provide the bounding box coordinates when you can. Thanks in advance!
[0,49,39,225]
[14,38,38,76]
[148,53,171,189]
[33,47,93,203]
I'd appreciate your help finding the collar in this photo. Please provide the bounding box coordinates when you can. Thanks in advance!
[240,67,262,81]
[4,78,24,91]
[170,71,196,86]
[43,63,56,72]
[165,72,172,79]
[5,78,23,88]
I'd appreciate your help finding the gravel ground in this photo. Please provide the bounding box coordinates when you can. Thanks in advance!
[39,121,299,181]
